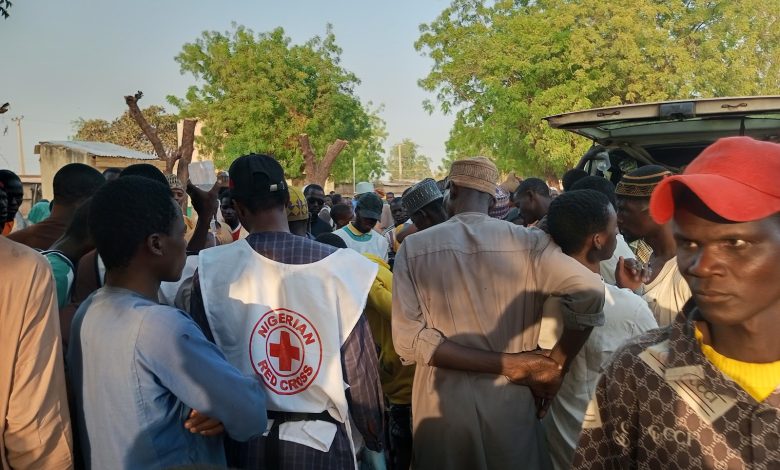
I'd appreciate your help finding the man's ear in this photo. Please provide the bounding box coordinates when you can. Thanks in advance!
[449,184,460,199]
[592,232,603,251]
[147,233,164,256]
[234,199,250,220]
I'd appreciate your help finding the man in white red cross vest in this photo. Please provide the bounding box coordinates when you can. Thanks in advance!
[187,153,384,469]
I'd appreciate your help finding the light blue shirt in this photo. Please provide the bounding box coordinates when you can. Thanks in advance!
[68,287,267,470]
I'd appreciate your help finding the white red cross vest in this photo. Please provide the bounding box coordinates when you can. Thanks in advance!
[198,240,377,452]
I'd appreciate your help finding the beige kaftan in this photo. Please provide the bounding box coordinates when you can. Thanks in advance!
[392,213,604,470]
[0,237,73,469]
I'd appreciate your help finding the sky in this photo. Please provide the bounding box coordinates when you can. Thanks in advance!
[0,0,455,175]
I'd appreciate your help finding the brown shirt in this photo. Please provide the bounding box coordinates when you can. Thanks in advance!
[574,306,780,469]
[0,237,73,469]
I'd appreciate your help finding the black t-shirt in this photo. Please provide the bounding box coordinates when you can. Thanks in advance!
[310,216,333,237]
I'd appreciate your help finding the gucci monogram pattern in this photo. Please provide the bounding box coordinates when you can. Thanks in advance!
[573,308,780,469]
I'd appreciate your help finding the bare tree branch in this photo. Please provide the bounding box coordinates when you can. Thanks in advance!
[124,92,170,168]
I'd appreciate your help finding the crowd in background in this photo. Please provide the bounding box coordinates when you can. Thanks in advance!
[2,135,780,469]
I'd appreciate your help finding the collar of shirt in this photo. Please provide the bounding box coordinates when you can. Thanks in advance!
[664,304,780,406]
[343,223,373,241]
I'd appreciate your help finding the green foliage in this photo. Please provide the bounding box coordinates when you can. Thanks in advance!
[0,0,11,20]
[72,105,178,154]
[167,24,385,181]
[417,0,780,175]
[386,139,433,181]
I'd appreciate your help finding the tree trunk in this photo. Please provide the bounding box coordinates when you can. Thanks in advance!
[176,119,197,186]
[298,133,348,186]
[124,92,171,168]
[125,92,198,211]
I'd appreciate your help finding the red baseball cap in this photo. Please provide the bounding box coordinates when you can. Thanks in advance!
[650,137,780,223]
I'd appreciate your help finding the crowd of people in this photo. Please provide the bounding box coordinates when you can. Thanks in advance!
[1,135,779,469]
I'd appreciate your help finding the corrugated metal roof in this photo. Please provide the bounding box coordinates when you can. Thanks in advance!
[39,141,159,160]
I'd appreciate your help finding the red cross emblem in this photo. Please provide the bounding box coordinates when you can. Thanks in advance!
[250,308,323,395]
[268,331,300,371]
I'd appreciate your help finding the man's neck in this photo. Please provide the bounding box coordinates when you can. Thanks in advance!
[244,217,290,234]
[699,317,780,363]
[48,203,77,222]
[644,225,676,261]
[226,219,240,230]
[104,265,162,301]
[570,249,601,275]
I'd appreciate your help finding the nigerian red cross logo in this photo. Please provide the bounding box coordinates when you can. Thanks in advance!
[249,308,322,395]
[269,331,300,371]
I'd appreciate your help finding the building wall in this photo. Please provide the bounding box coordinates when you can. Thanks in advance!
[39,146,93,200]
[38,144,166,200]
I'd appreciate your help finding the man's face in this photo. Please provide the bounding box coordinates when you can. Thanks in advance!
[0,190,7,223]
[159,199,188,282]
[391,200,407,226]
[324,195,333,208]
[306,189,325,218]
[220,197,237,225]
[171,188,186,206]
[354,212,378,234]
[595,205,619,261]
[2,179,23,222]
[674,202,780,329]
[616,197,655,243]
[386,193,394,203]
[515,192,539,224]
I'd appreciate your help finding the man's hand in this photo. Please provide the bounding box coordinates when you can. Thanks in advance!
[503,351,563,418]
[187,180,220,220]
[184,409,224,436]
[615,256,651,292]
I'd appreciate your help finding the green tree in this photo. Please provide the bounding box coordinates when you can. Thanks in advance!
[386,139,433,181]
[417,0,780,175]
[72,105,178,154]
[167,24,385,181]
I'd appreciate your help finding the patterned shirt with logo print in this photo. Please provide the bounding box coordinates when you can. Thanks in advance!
[574,305,780,469]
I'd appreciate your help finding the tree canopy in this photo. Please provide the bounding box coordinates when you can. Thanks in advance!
[72,105,178,154]
[417,0,780,175]
[386,139,433,181]
[167,24,385,182]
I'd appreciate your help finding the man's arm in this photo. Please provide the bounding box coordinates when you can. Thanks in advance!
[185,181,220,253]
[391,243,563,413]
[533,236,605,370]
[137,311,266,442]
[6,260,73,469]
[341,315,384,451]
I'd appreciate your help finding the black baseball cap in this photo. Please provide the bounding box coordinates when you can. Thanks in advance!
[228,154,288,201]
[356,192,383,220]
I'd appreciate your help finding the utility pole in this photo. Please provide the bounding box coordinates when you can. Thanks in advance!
[11,116,25,175]
[398,143,403,180]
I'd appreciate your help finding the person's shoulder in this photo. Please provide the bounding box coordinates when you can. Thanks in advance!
[0,236,50,273]
[137,302,199,338]
[606,283,650,312]
[604,326,670,373]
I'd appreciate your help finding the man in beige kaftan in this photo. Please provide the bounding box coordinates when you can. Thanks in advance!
[392,157,605,470]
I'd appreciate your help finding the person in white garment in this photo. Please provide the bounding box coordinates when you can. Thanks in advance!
[542,189,658,469]
[334,192,390,261]
[614,165,692,326]
[187,153,384,469]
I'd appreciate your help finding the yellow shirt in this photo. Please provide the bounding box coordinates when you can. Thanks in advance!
[696,327,780,402]
[363,253,414,405]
